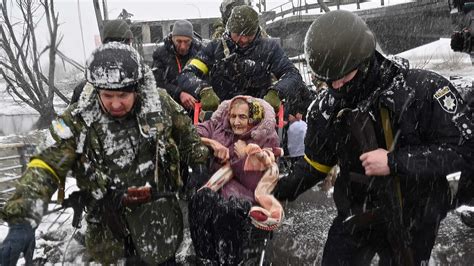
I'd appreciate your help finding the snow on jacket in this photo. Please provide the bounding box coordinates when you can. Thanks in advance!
[275,51,474,226]
[177,30,304,102]
[152,34,203,102]
[196,96,280,203]
[0,70,209,264]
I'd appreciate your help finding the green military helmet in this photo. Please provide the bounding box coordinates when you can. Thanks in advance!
[226,5,259,36]
[220,0,247,25]
[102,19,133,43]
[304,10,376,81]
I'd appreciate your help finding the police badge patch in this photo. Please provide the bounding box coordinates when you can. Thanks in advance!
[434,86,458,114]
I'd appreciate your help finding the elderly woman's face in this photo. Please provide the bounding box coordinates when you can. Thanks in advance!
[229,103,251,135]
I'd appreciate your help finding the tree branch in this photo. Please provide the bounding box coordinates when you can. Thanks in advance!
[1,0,45,105]
[39,73,70,104]
[42,0,58,108]
[21,0,47,100]
[0,67,39,112]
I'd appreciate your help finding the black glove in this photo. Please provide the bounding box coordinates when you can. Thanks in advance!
[451,30,472,53]
[460,199,474,228]
[273,158,325,201]
[185,164,210,200]
[451,31,465,52]
[0,223,35,266]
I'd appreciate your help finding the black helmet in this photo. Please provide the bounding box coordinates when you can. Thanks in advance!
[85,42,143,91]
[304,10,376,81]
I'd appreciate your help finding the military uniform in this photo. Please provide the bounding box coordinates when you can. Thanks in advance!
[1,71,208,264]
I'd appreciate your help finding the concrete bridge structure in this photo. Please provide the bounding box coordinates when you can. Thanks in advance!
[130,0,453,61]
[264,0,453,57]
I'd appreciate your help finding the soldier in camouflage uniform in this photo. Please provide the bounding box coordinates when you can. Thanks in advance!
[0,42,208,265]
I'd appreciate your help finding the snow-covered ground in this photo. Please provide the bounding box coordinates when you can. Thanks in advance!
[398,38,474,100]
[0,37,473,263]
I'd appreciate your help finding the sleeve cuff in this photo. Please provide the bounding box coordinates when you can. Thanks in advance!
[387,151,398,175]
[195,83,211,98]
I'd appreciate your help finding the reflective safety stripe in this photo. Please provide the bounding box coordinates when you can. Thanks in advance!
[304,155,332,174]
[189,59,209,75]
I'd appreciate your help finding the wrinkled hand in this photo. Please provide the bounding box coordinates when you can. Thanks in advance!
[360,148,390,176]
[211,140,229,162]
[263,89,281,112]
[234,140,247,159]
[179,91,197,110]
[0,223,35,265]
[288,113,303,123]
[199,87,220,111]
[295,112,303,120]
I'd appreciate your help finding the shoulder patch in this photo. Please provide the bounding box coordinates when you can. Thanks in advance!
[52,118,73,139]
[434,86,457,114]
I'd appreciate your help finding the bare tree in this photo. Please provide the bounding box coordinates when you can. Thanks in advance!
[0,0,69,129]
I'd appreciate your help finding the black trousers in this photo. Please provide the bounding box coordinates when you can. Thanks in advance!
[189,188,269,265]
[322,215,441,266]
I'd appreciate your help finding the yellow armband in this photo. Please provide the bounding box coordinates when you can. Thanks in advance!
[28,159,65,202]
[304,154,332,174]
[189,59,209,75]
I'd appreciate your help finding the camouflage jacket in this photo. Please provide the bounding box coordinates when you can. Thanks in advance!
[1,70,208,263]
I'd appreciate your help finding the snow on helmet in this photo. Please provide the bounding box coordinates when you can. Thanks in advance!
[226,5,259,36]
[304,10,376,81]
[220,0,247,24]
[85,42,144,91]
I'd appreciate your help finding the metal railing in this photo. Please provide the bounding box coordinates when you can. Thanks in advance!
[265,0,392,22]
[0,143,35,201]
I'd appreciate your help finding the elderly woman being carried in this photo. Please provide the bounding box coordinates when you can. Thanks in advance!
[188,95,284,265]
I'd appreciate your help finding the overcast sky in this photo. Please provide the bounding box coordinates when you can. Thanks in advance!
[19,0,287,66]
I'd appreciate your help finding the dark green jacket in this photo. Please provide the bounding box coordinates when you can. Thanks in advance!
[1,71,208,263]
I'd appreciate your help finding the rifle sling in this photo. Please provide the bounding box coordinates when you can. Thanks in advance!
[380,107,404,210]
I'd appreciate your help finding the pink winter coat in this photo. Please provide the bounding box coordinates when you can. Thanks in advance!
[196,96,280,203]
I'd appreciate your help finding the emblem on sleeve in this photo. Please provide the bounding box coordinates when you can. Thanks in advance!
[434,86,457,114]
[52,118,73,139]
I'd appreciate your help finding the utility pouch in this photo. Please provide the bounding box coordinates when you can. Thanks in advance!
[122,187,152,206]
[122,186,177,207]
[342,207,388,233]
